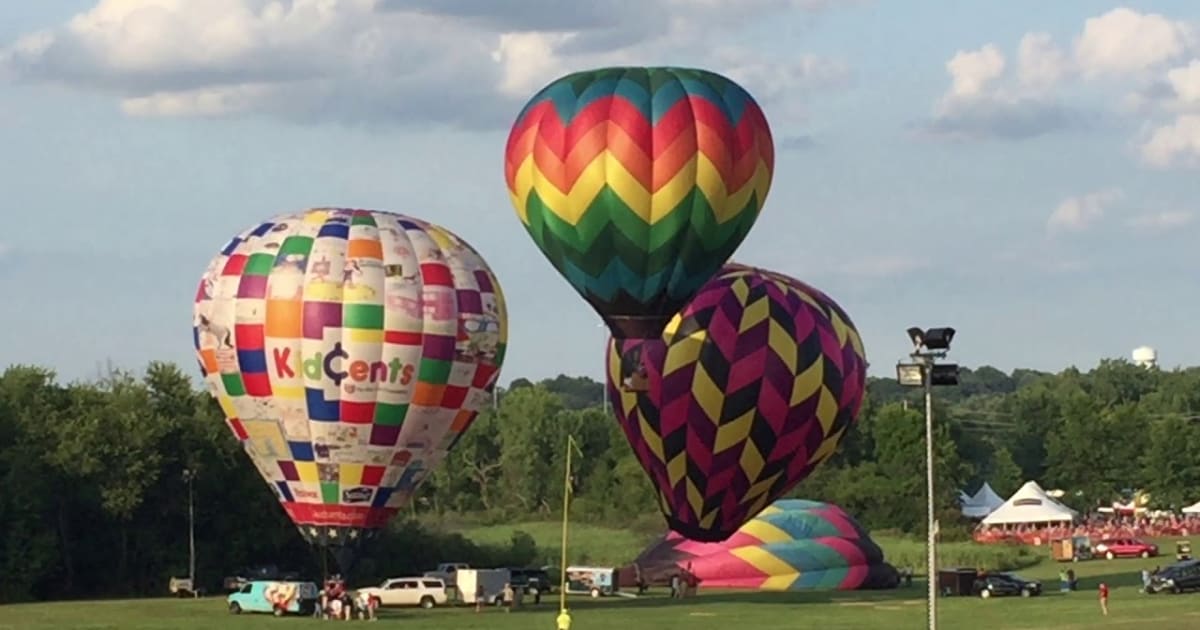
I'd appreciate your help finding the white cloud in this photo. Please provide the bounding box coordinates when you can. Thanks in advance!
[1127,211,1194,230]
[1073,8,1194,78]
[922,7,1200,153]
[946,44,1006,100]
[1141,114,1200,167]
[922,43,1077,140]
[1166,60,1200,107]
[0,0,852,128]
[1047,188,1123,234]
[1017,32,1071,90]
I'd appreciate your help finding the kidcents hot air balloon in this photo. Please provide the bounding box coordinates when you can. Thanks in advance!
[193,208,506,570]
[505,66,774,341]
[606,264,866,542]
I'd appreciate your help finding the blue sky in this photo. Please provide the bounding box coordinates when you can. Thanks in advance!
[1,1,1198,385]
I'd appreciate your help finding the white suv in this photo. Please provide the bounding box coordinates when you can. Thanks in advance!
[356,577,448,609]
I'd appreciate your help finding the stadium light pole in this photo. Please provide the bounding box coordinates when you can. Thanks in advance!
[896,327,959,630]
[182,468,197,597]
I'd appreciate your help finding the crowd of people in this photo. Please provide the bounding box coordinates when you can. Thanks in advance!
[972,513,1200,545]
[315,575,377,621]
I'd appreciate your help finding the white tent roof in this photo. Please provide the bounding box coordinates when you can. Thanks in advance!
[962,482,1005,518]
[1183,501,1200,514]
[981,481,1079,525]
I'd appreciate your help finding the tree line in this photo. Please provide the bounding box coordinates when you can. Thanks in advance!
[2,359,1196,601]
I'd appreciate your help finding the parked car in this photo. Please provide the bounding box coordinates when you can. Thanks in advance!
[1148,560,1200,594]
[508,567,556,595]
[1094,538,1158,560]
[227,580,318,616]
[973,573,1042,599]
[355,577,448,609]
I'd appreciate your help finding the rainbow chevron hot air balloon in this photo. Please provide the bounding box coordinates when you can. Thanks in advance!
[193,208,506,571]
[606,264,866,542]
[505,66,774,340]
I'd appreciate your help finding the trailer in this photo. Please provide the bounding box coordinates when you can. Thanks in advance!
[455,569,510,606]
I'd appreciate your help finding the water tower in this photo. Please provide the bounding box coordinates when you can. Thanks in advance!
[1132,346,1158,368]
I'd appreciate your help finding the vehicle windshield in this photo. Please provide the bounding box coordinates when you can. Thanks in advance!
[1001,573,1031,582]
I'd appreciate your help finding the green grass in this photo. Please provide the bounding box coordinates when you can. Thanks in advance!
[3,531,1196,629]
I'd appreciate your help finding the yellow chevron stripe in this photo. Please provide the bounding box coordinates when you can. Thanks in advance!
[691,366,724,424]
[737,295,770,333]
[768,319,798,373]
[716,162,772,225]
[686,478,704,517]
[740,441,765,480]
[515,153,772,227]
[639,415,665,463]
[740,519,792,544]
[667,452,686,487]
[744,471,781,503]
[714,409,754,454]
[730,547,798,589]
[756,503,784,517]
[510,156,535,223]
[816,385,839,434]
[664,326,704,377]
[745,492,772,522]
[811,427,846,465]
[790,359,823,406]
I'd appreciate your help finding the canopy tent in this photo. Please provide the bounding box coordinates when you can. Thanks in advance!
[1182,501,1200,515]
[962,482,1005,519]
[981,481,1079,525]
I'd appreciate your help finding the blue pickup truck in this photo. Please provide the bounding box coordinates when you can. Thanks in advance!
[227,580,319,616]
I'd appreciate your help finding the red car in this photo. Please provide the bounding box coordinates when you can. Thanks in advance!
[1094,538,1158,560]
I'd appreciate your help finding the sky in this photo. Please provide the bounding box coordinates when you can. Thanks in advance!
[1,1,1198,386]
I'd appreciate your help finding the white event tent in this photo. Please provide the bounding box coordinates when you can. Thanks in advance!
[962,482,1005,519]
[981,481,1079,526]
[1182,501,1200,515]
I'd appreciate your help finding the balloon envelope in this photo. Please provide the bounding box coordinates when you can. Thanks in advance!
[606,264,865,542]
[505,66,774,340]
[628,499,899,591]
[193,208,506,551]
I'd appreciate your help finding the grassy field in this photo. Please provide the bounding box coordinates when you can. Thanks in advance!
[3,529,1196,630]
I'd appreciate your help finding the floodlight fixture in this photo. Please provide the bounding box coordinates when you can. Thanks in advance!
[896,363,924,387]
[922,327,955,351]
[906,327,924,349]
[929,363,960,387]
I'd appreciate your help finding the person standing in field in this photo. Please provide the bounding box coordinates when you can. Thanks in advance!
[1098,582,1109,616]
